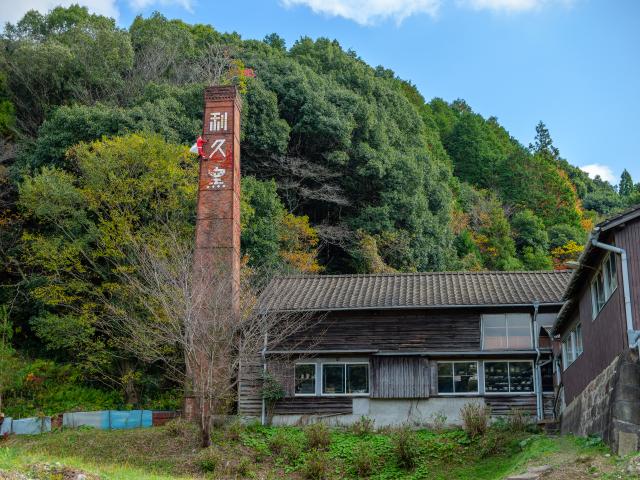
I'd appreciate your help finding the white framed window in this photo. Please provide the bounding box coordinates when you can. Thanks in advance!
[484,360,534,393]
[321,363,369,396]
[591,253,618,319]
[562,323,583,370]
[294,363,317,396]
[437,361,479,395]
[482,314,533,350]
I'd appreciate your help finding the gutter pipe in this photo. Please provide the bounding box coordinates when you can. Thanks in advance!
[260,331,268,426]
[591,231,637,348]
[532,301,543,421]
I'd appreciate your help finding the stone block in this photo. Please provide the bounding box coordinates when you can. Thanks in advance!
[618,430,639,456]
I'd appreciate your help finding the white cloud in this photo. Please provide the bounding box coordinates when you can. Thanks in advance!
[0,0,119,26]
[127,0,194,13]
[280,0,441,25]
[460,0,574,13]
[581,164,616,183]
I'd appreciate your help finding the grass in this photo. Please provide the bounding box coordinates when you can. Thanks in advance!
[0,422,635,479]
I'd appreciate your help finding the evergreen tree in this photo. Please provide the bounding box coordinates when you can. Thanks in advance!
[619,169,634,197]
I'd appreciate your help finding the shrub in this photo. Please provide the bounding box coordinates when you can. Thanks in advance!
[269,429,302,464]
[352,442,378,477]
[391,425,421,469]
[305,422,331,451]
[506,408,531,432]
[234,456,252,476]
[351,416,375,436]
[223,418,244,441]
[429,410,448,433]
[460,401,491,438]
[302,449,331,480]
[197,447,223,473]
[164,417,196,438]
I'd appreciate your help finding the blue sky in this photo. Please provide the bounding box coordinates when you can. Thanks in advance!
[3,0,639,185]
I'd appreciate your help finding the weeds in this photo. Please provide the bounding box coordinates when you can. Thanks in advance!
[305,422,331,451]
[302,449,331,480]
[506,408,531,432]
[351,416,375,436]
[268,429,302,464]
[163,418,195,438]
[429,410,448,433]
[460,401,491,438]
[351,442,379,477]
[197,447,223,473]
[391,425,421,469]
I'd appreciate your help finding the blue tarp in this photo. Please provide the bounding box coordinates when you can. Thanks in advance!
[63,410,152,430]
[0,416,51,435]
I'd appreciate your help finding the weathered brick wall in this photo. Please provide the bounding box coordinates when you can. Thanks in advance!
[561,348,640,455]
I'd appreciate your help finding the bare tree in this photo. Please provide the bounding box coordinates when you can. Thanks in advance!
[102,231,316,447]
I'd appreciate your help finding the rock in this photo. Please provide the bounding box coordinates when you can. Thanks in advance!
[577,454,593,463]
[529,465,552,474]
[506,474,541,480]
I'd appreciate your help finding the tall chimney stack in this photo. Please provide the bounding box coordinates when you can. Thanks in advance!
[195,85,241,313]
[185,86,241,420]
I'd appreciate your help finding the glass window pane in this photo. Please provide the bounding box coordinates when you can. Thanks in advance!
[608,255,618,294]
[454,362,478,393]
[507,314,532,349]
[596,274,606,311]
[485,362,509,392]
[346,364,369,394]
[575,325,583,356]
[295,364,316,394]
[509,362,534,392]
[437,362,453,393]
[483,315,507,350]
[323,365,344,394]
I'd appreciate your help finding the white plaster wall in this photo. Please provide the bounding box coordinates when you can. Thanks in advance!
[271,397,486,427]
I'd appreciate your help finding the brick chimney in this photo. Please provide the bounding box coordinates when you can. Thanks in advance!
[185,85,241,420]
[194,85,241,314]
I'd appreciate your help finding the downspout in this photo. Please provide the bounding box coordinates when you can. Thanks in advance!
[260,330,268,426]
[591,232,637,348]
[532,301,543,421]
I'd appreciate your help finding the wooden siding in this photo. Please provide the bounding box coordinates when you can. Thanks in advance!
[274,397,353,415]
[274,309,481,352]
[371,356,430,398]
[238,356,263,417]
[559,220,640,404]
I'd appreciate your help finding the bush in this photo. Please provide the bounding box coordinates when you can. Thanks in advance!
[460,401,491,438]
[391,425,421,469]
[429,410,448,432]
[197,447,223,473]
[269,429,302,464]
[223,418,244,441]
[164,418,196,438]
[352,442,378,477]
[351,416,375,436]
[506,408,531,432]
[302,449,331,480]
[305,422,331,451]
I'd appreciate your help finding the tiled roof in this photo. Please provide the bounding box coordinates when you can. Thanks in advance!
[259,271,571,312]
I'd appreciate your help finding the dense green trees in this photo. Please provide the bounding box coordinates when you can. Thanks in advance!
[0,6,635,410]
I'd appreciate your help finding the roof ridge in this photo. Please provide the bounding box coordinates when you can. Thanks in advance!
[273,270,572,280]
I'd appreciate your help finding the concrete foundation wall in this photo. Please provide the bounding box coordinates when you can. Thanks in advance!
[561,348,640,455]
[271,397,485,427]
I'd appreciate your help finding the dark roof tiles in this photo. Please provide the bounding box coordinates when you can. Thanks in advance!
[260,271,571,312]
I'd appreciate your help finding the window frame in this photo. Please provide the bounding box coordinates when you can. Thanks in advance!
[294,363,318,397]
[483,360,535,395]
[561,323,583,370]
[320,362,370,397]
[436,360,480,396]
[481,313,533,351]
[591,253,618,320]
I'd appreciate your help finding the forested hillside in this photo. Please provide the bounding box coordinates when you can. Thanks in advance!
[0,6,638,412]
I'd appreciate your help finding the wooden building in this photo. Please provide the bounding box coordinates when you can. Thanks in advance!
[239,271,570,426]
[553,204,640,409]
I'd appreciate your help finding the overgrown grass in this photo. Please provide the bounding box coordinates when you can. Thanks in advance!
[0,422,629,479]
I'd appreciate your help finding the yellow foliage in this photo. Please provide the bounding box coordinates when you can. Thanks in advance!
[551,240,584,270]
[279,213,322,273]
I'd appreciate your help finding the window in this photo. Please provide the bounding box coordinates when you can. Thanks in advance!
[591,253,618,319]
[322,363,369,395]
[562,323,583,370]
[484,361,534,393]
[482,314,532,350]
[437,361,478,394]
[294,364,316,395]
